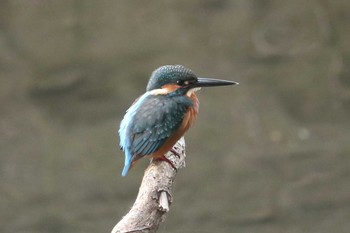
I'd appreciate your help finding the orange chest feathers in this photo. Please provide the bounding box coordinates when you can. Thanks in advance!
[181,93,199,132]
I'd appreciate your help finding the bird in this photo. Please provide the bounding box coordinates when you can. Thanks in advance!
[119,65,238,176]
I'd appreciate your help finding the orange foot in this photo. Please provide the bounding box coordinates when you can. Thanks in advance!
[170,148,180,158]
[153,155,177,171]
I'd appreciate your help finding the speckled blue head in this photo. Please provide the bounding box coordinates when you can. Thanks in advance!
[146,65,197,91]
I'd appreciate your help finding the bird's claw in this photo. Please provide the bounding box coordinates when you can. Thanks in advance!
[170,148,180,158]
[153,155,177,171]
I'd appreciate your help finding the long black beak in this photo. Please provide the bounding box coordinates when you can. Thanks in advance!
[194,77,239,87]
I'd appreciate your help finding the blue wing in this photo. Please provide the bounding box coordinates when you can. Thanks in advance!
[119,92,192,176]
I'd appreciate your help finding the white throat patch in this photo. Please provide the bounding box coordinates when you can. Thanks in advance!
[187,87,201,97]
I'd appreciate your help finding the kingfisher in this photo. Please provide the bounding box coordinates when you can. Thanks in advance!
[119,65,238,176]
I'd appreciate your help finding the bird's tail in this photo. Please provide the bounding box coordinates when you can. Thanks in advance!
[122,162,131,176]
[122,151,132,176]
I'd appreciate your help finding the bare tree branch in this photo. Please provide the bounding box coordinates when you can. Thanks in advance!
[111,137,186,233]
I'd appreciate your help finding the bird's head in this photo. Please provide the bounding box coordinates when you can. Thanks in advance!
[146,65,238,96]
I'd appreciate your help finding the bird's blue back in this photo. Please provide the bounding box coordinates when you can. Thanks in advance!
[119,91,193,176]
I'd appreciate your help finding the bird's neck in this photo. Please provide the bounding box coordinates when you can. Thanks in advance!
[189,93,199,114]
[149,84,199,112]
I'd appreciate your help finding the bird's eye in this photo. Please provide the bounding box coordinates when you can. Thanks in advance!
[177,80,185,85]
[177,80,191,86]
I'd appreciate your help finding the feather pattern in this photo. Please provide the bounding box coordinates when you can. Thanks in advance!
[119,90,193,176]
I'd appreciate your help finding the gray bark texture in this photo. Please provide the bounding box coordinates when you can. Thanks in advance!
[111,137,186,233]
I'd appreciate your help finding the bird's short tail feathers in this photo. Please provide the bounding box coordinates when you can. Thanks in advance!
[122,150,132,176]
[122,162,131,176]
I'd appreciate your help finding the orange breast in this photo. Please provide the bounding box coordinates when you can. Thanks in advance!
[151,93,199,158]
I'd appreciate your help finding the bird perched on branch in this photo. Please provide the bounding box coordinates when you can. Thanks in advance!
[119,65,238,176]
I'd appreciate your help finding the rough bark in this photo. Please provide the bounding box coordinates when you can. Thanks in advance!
[111,137,186,233]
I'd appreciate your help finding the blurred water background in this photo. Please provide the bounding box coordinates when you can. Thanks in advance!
[1,1,350,232]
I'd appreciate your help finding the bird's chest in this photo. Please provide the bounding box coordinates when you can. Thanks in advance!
[180,94,199,131]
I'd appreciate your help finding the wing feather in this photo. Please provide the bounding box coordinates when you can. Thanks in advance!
[120,93,192,160]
